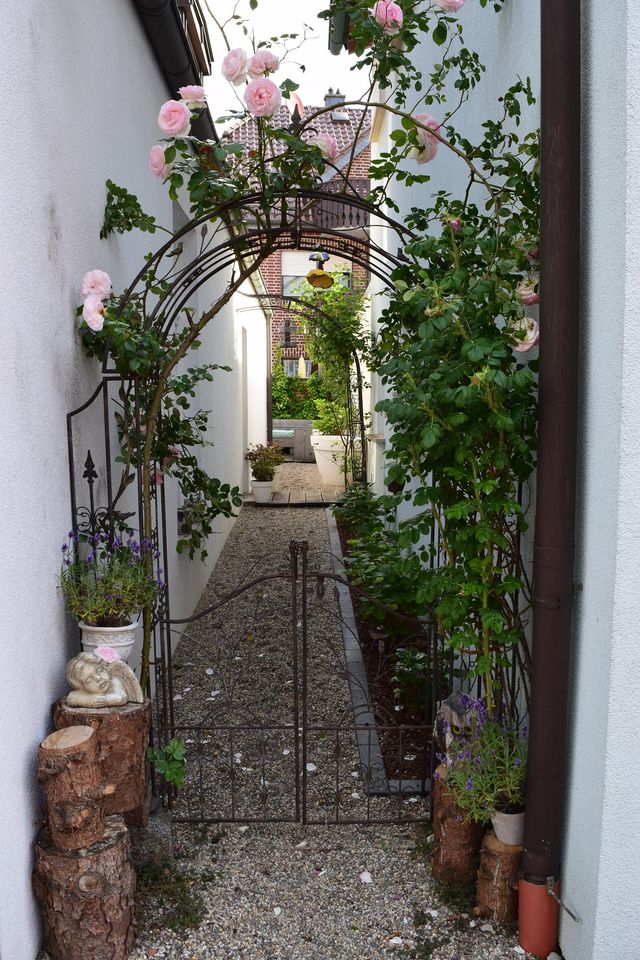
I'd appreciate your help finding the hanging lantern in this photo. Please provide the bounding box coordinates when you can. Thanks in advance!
[306,248,334,289]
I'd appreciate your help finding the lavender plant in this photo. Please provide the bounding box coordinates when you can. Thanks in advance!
[59,533,159,627]
[442,696,528,823]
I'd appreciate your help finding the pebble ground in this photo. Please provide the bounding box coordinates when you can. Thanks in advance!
[130,485,532,960]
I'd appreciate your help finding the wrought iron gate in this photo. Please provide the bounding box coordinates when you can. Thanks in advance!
[162,537,445,826]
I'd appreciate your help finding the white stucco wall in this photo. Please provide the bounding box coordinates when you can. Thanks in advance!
[560,3,640,958]
[0,2,266,956]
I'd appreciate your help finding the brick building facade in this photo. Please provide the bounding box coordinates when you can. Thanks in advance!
[230,89,371,374]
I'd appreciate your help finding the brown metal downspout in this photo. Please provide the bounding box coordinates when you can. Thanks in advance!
[520,0,581,928]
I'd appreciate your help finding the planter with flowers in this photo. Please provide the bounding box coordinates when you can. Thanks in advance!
[440,696,528,922]
[60,532,160,667]
[445,699,528,844]
[245,443,284,504]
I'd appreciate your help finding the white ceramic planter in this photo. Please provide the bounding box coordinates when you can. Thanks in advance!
[79,620,138,664]
[310,434,346,487]
[491,810,525,846]
[252,479,274,504]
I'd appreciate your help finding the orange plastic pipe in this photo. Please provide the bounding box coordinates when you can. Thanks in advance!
[518,878,559,957]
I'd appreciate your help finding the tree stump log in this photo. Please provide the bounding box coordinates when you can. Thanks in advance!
[33,816,136,960]
[53,699,152,827]
[38,726,114,851]
[431,765,484,886]
[475,829,522,923]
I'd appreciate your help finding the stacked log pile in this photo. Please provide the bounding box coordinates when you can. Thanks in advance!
[33,708,149,959]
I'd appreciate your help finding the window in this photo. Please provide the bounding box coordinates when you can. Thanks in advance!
[283,271,351,296]
[282,275,306,298]
[283,359,312,378]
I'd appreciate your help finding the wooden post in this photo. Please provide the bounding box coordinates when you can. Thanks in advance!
[475,830,523,923]
[37,726,113,851]
[431,765,484,886]
[53,699,152,827]
[33,816,136,960]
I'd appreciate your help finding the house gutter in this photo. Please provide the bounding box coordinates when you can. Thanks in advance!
[131,0,217,141]
[519,0,581,951]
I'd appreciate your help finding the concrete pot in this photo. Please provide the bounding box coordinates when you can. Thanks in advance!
[491,810,525,846]
[252,480,274,504]
[79,620,138,664]
[310,434,346,487]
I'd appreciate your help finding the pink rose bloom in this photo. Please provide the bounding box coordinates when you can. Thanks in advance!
[152,469,165,486]
[244,77,282,117]
[309,133,339,160]
[512,316,540,353]
[248,50,280,78]
[516,278,540,306]
[411,113,440,164]
[372,1,404,35]
[81,270,111,299]
[95,645,121,663]
[158,99,191,137]
[149,144,173,180]
[222,48,249,86]
[450,218,461,233]
[435,0,465,11]
[83,295,106,332]
[178,85,206,106]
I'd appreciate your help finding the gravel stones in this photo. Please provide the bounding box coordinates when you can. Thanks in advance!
[128,504,531,959]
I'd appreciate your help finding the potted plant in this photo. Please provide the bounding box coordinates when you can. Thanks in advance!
[60,532,159,664]
[245,443,284,504]
[444,697,528,846]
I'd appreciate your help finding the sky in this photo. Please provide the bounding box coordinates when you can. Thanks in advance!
[201,0,369,116]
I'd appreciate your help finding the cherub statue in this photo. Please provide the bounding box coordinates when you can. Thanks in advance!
[65,652,144,708]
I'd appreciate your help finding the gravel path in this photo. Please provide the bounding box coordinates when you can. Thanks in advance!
[274,461,344,498]
[130,506,531,960]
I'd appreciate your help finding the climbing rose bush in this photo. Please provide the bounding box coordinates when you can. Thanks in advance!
[81,270,111,299]
[411,113,440,164]
[512,316,540,352]
[82,0,537,704]
[149,144,172,179]
[435,0,466,11]
[248,50,280,77]
[222,47,249,85]
[82,294,105,332]
[178,85,206,106]
[158,99,191,137]
[372,0,404,34]
[244,77,282,116]
[516,278,540,306]
[309,133,339,159]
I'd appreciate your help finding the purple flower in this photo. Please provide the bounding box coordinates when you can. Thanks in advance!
[62,544,68,553]
[465,779,474,791]
[86,553,94,563]
[513,758,522,767]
